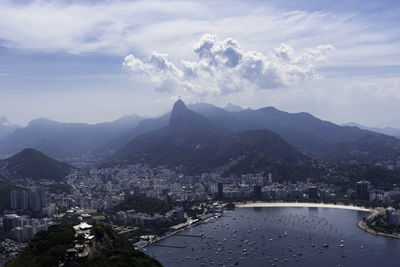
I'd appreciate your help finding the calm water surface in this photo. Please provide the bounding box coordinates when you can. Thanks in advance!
[146,207,400,266]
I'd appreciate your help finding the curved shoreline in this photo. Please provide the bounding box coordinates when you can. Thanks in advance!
[236,202,371,211]
[236,202,400,239]
[357,209,400,239]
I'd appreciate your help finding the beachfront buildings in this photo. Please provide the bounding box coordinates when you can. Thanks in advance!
[386,207,400,226]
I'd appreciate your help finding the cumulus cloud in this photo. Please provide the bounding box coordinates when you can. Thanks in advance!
[123,34,333,95]
[123,52,183,92]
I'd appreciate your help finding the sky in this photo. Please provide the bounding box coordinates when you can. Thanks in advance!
[0,0,400,127]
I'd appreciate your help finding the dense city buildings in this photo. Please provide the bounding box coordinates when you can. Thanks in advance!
[253,185,262,199]
[386,207,400,226]
[308,186,319,199]
[356,181,370,201]
[217,182,224,200]
[2,162,400,264]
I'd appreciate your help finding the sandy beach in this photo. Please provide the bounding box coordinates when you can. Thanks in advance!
[237,202,371,212]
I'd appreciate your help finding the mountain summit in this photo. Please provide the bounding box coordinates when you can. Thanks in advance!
[224,102,242,112]
[169,99,208,130]
[2,148,71,180]
[168,99,217,136]
[113,101,310,178]
[170,99,193,127]
[0,114,143,158]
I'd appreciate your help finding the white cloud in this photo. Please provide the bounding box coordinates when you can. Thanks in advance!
[0,0,400,126]
[123,34,333,95]
[123,52,183,92]
[0,0,397,68]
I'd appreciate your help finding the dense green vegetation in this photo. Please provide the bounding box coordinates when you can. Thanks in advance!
[339,165,400,191]
[7,224,75,267]
[0,228,13,241]
[75,225,161,267]
[112,196,172,215]
[366,214,400,235]
[49,183,73,194]
[5,148,71,180]
[7,224,161,267]
[0,179,14,212]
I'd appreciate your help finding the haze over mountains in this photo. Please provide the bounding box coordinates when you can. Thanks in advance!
[186,104,400,163]
[1,100,400,175]
[224,103,243,112]
[342,122,400,139]
[0,117,20,139]
[0,114,143,159]
[113,100,311,177]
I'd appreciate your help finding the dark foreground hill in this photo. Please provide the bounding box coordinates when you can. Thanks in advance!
[114,100,314,178]
[2,148,71,180]
[6,224,161,267]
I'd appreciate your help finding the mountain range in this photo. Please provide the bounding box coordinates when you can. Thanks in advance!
[113,100,312,177]
[188,104,400,163]
[342,122,400,139]
[0,114,143,159]
[224,102,243,112]
[1,101,400,173]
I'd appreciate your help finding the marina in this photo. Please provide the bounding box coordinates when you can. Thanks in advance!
[145,206,400,266]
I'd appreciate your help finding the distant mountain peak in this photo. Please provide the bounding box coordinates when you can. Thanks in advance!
[169,99,188,127]
[342,122,400,138]
[27,117,55,127]
[172,99,187,112]
[4,148,71,180]
[258,106,278,112]
[169,99,208,130]
[224,102,242,112]
[15,148,42,156]
[8,148,61,164]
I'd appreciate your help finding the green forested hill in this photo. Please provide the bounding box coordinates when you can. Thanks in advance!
[7,224,161,267]
[4,148,71,180]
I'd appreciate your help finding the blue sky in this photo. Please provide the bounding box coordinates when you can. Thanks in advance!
[0,0,400,127]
